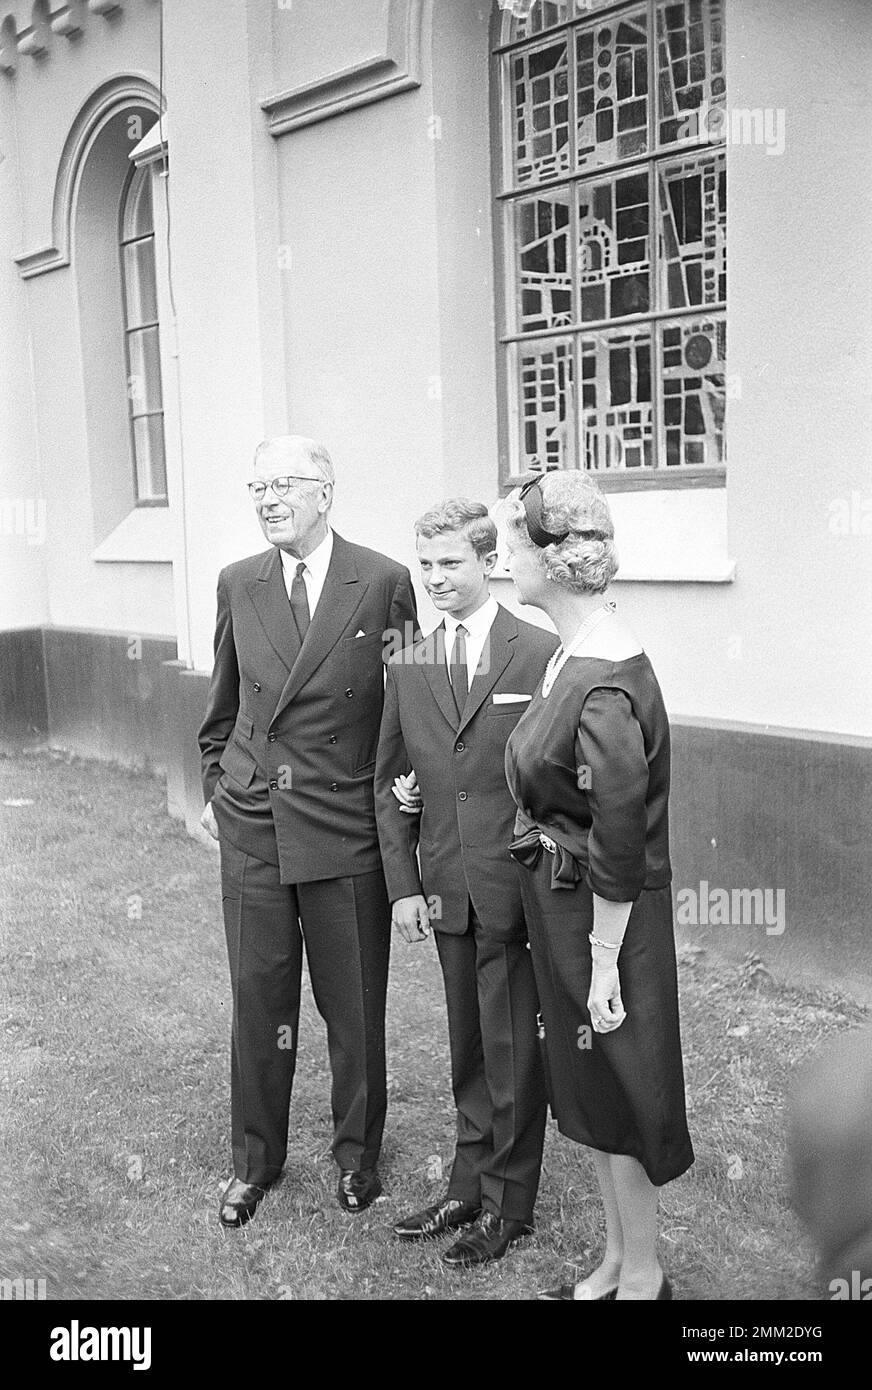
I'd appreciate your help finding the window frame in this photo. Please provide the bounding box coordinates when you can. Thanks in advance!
[118,162,168,508]
[492,0,727,493]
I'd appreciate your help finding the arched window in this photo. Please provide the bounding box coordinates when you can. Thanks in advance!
[494,0,726,487]
[120,165,167,504]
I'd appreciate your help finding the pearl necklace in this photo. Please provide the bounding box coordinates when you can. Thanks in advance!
[541,602,615,698]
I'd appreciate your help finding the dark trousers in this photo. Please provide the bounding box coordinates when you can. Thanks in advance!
[435,906,547,1224]
[219,839,391,1185]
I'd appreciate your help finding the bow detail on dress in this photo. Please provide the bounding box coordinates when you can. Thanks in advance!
[508,826,583,890]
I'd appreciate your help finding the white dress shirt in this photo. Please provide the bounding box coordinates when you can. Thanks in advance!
[443,594,499,686]
[279,527,334,618]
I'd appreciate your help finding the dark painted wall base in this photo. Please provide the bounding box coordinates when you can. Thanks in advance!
[1,626,177,773]
[670,722,872,1006]
[0,628,49,748]
[2,627,870,1001]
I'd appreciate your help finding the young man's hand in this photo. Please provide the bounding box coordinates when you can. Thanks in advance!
[392,895,431,942]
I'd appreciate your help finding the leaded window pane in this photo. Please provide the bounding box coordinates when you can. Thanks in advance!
[661,315,725,466]
[576,10,649,171]
[133,415,168,500]
[518,339,575,471]
[123,239,158,328]
[658,148,725,308]
[580,326,654,471]
[508,0,573,41]
[123,170,154,240]
[656,0,726,148]
[127,326,163,416]
[515,192,573,332]
[511,39,571,187]
[578,169,651,321]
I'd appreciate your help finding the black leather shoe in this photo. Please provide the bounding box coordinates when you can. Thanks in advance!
[442,1210,532,1268]
[537,1282,618,1301]
[394,1198,481,1241]
[337,1167,382,1213]
[219,1177,268,1229]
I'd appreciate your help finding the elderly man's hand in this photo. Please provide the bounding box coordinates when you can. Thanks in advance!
[392,770,423,815]
[392,895,431,943]
[200,801,219,841]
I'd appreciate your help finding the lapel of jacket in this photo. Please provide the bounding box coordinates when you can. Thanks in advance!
[273,531,369,719]
[246,547,302,674]
[457,603,517,733]
[418,622,462,732]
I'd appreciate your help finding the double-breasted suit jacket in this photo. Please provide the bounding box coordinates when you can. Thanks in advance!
[374,604,558,939]
[199,529,418,1185]
[199,531,418,881]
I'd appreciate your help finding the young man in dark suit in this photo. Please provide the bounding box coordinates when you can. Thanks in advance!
[199,435,417,1227]
[374,499,558,1267]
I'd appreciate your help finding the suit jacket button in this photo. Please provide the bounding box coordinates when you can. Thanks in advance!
[253,683,262,692]
[329,735,338,744]
[331,782,339,792]
[269,779,278,791]
[458,791,468,802]
[345,688,354,698]
[268,732,277,742]
[455,742,465,753]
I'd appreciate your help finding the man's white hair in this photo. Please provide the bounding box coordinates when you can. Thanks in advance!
[253,435,335,485]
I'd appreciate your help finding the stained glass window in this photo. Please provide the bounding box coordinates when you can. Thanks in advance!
[576,9,649,171]
[511,39,571,186]
[519,338,576,471]
[506,0,573,42]
[497,0,727,484]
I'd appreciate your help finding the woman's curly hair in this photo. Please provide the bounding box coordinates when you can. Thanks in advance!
[505,472,619,595]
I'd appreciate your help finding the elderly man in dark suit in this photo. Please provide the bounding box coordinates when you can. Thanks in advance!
[374,499,557,1267]
[199,435,417,1227]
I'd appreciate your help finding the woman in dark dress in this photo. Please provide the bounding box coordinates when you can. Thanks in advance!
[502,472,694,1301]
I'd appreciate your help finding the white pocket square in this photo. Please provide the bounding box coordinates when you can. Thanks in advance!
[492,693,532,704]
[354,629,367,638]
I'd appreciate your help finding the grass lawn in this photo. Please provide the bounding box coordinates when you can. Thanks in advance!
[0,750,865,1302]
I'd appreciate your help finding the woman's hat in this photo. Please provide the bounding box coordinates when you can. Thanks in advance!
[519,474,614,549]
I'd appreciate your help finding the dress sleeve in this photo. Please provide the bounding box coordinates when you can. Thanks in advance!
[575,685,649,903]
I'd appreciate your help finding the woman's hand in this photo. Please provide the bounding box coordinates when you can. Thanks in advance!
[588,954,626,1034]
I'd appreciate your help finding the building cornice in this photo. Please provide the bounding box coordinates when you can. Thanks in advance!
[1,1,128,77]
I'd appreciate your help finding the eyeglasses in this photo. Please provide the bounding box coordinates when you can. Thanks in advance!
[247,475,326,502]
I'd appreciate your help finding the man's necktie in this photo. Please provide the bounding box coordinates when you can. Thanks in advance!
[289,560,310,641]
[449,624,469,718]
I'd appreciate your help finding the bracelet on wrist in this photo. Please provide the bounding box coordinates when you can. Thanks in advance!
[589,933,621,951]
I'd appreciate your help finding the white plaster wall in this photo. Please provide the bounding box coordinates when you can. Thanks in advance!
[6,0,868,737]
[3,0,176,638]
[160,0,288,671]
[608,0,872,735]
[0,69,48,629]
[264,0,872,736]
[269,1,444,606]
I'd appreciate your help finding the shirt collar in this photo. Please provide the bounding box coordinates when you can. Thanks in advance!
[280,526,334,583]
[443,593,498,639]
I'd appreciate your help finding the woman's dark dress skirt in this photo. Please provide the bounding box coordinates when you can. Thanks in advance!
[518,855,694,1187]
